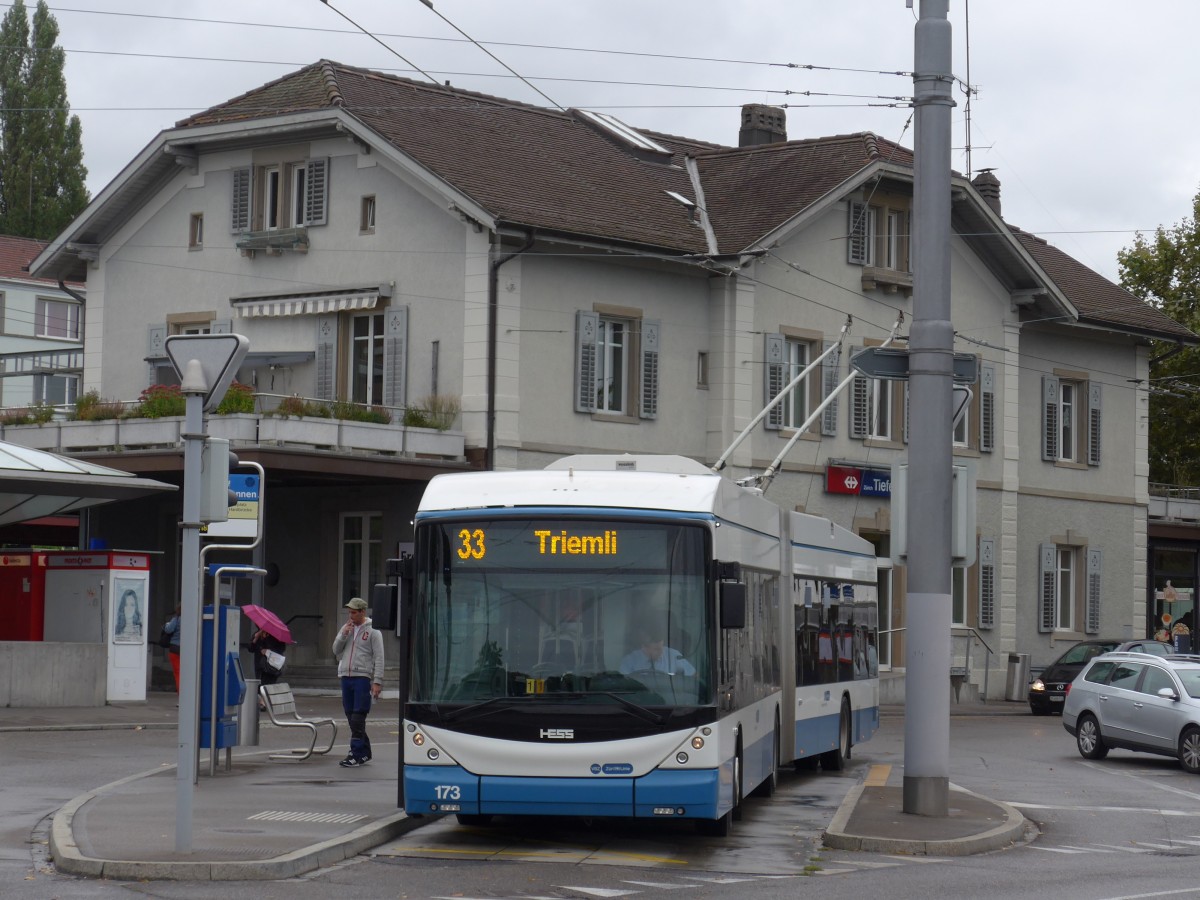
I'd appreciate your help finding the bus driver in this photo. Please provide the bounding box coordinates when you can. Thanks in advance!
[619,628,695,676]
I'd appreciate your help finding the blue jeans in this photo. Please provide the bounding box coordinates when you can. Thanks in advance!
[340,677,373,761]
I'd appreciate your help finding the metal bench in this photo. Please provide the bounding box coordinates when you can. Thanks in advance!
[259,682,338,761]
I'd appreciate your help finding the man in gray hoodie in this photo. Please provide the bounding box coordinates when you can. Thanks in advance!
[332,597,384,767]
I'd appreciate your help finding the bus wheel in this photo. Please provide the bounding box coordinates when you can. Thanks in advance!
[822,699,851,772]
[752,717,779,798]
[731,747,744,820]
[456,813,494,826]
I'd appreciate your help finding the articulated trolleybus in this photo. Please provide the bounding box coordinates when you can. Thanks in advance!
[402,454,878,834]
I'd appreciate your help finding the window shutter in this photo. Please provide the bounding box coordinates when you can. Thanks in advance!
[211,319,232,334]
[764,333,784,430]
[1041,375,1059,461]
[231,167,251,233]
[1087,382,1101,466]
[978,538,995,629]
[639,319,660,420]
[314,314,337,401]
[821,341,839,435]
[849,350,869,438]
[1085,548,1102,634]
[574,311,598,413]
[383,305,408,409]
[847,201,869,265]
[979,363,995,453]
[1038,543,1056,633]
[304,157,329,227]
[147,324,166,358]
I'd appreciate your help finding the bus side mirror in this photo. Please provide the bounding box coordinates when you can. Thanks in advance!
[371,583,398,631]
[720,582,746,629]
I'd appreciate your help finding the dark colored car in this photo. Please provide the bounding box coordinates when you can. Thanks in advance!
[1113,639,1175,657]
[1029,639,1121,715]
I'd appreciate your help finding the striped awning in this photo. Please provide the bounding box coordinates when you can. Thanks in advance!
[231,286,386,318]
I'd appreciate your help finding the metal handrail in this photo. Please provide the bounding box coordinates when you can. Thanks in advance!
[951,626,996,702]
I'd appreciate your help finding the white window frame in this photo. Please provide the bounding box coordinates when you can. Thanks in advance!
[361,195,376,233]
[595,316,629,414]
[953,397,970,447]
[1055,547,1076,631]
[291,165,308,227]
[951,566,967,626]
[869,378,892,440]
[782,339,810,428]
[1058,381,1077,462]
[34,372,79,406]
[189,213,204,248]
[36,298,82,340]
[349,312,386,406]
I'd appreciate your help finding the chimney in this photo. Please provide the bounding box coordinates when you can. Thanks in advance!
[971,169,1001,216]
[739,104,787,147]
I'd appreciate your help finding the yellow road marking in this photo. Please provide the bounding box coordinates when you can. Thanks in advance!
[864,764,891,787]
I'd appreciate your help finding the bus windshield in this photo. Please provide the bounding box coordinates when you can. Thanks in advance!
[410,517,711,707]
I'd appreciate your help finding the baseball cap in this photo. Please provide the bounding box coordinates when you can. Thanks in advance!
[344,598,368,611]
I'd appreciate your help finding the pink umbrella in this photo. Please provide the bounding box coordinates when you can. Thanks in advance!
[241,604,294,644]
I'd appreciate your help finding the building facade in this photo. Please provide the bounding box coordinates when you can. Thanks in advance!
[21,61,1195,693]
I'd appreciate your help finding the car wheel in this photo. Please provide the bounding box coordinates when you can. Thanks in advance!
[1075,713,1109,760]
[1180,726,1200,774]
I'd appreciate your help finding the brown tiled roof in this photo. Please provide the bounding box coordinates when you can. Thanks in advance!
[696,133,913,251]
[174,61,1192,343]
[0,234,82,286]
[1011,228,1195,342]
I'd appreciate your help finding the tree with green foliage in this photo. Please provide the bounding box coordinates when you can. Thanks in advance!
[0,0,88,239]
[1118,189,1200,486]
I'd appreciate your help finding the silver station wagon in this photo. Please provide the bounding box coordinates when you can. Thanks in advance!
[1062,652,1200,773]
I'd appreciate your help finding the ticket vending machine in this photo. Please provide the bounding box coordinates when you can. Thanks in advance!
[0,553,48,641]
[200,604,246,749]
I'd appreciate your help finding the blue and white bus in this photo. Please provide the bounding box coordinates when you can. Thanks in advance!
[400,454,878,835]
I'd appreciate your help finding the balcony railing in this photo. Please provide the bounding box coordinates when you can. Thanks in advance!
[0,394,464,461]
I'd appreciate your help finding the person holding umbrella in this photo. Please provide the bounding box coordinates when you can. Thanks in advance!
[241,605,294,700]
[332,597,384,768]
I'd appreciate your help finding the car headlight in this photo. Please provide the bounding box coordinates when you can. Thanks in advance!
[1030,679,1045,692]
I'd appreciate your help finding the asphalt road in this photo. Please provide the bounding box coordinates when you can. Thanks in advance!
[8,710,1200,899]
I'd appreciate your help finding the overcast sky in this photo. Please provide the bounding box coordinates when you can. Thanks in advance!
[30,0,1200,283]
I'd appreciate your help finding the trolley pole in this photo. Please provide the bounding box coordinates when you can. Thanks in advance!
[904,0,955,817]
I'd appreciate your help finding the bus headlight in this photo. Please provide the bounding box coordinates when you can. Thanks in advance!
[427,748,440,760]
[691,736,705,750]
[676,751,689,764]
[412,732,426,746]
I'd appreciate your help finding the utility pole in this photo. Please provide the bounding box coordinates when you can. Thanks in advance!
[904,0,955,817]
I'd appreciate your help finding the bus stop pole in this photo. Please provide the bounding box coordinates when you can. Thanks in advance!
[175,364,207,852]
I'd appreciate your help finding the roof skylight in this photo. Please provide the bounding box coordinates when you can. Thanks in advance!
[576,110,670,155]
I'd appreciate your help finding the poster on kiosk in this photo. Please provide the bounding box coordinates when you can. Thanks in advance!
[43,552,151,702]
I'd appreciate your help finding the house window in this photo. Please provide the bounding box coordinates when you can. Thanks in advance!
[1042,374,1100,466]
[340,512,383,608]
[231,157,329,233]
[350,312,386,406]
[596,318,628,413]
[291,165,307,227]
[574,310,660,420]
[850,361,903,443]
[848,199,911,272]
[34,373,79,406]
[697,351,708,388]
[869,378,892,440]
[189,213,204,248]
[361,196,376,233]
[36,298,81,340]
[953,396,970,447]
[951,566,967,626]
[1039,543,1103,634]
[765,332,825,432]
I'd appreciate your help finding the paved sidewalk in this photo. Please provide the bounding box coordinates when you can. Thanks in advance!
[1,692,1034,880]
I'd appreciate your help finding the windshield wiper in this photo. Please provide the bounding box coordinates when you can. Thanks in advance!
[438,691,665,726]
